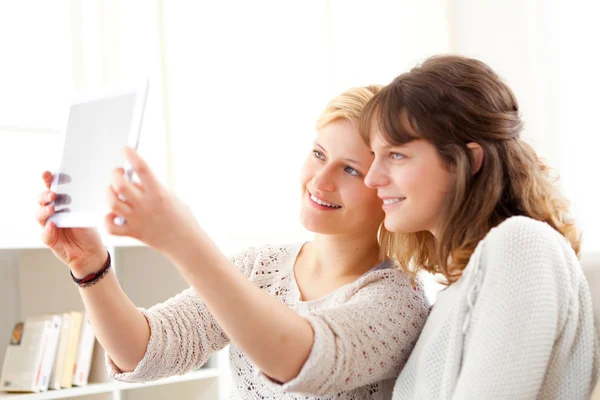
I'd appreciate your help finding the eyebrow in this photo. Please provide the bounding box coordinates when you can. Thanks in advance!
[374,141,411,151]
[314,142,362,165]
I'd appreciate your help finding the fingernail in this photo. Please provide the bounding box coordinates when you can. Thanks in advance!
[46,193,51,202]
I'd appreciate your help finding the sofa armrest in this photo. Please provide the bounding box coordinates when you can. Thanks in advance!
[592,379,600,400]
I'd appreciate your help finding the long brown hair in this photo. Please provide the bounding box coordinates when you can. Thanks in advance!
[360,55,580,283]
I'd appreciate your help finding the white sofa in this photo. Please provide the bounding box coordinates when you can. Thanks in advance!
[581,253,600,399]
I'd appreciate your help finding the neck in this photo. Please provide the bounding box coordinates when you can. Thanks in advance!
[300,232,381,279]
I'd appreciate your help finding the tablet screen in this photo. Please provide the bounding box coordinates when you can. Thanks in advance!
[53,93,138,218]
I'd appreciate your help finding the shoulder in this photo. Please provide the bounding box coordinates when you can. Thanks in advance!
[482,216,572,261]
[476,216,577,288]
[351,266,431,313]
[485,216,565,247]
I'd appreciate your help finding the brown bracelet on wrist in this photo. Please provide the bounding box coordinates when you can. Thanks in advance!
[71,252,112,288]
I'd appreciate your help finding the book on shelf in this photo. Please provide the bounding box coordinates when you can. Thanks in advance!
[0,314,62,393]
[59,311,83,389]
[72,315,95,387]
[37,315,62,392]
[49,312,71,390]
[0,311,96,393]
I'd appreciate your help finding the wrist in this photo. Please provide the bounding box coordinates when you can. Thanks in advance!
[161,226,205,262]
[165,229,217,275]
[70,251,112,288]
[71,252,110,279]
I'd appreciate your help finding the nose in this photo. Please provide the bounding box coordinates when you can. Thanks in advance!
[312,164,336,192]
[364,159,388,189]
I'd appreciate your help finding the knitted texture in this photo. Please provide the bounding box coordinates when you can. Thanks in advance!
[392,216,600,399]
[106,243,430,399]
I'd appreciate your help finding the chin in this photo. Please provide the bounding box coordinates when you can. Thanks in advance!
[383,216,420,234]
[300,217,339,235]
[299,205,335,233]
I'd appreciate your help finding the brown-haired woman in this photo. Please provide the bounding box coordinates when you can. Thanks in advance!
[361,55,599,399]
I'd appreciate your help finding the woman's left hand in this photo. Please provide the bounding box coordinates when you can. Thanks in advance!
[105,147,202,256]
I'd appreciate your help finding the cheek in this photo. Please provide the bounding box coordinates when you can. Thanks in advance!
[406,163,451,208]
[394,165,422,193]
[347,184,382,210]
[390,163,446,214]
[299,159,314,186]
[428,163,453,201]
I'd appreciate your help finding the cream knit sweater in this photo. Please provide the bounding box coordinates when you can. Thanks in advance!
[393,216,600,399]
[106,243,430,399]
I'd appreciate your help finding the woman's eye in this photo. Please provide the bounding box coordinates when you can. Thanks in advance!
[391,153,405,160]
[313,150,325,159]
[344,166,360,176]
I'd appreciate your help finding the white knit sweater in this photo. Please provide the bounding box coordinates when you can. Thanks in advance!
[393,216,600,399]
[107,243,431,399]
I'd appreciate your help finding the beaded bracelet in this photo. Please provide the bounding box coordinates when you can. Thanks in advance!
[70,252,112,288]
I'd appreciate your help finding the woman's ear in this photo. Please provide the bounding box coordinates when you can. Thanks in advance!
[467,142,484,174]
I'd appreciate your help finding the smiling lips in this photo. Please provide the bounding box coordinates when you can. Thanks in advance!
[383,198,404,205]
[306,192,406,211]
[380,196,406,210]
[308,192,342,209]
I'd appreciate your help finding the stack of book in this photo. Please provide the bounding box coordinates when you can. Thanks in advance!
[0,311,96,393]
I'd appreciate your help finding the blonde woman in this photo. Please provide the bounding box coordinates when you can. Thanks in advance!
[36,86,430,399]
[361,55,599,399]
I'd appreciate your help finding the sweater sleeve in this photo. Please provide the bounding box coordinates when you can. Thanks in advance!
[452,217,572,399]
[258,268,430,395]
[106,246,261,382]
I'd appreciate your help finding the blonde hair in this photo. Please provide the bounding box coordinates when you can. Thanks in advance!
[317,85,383,129]
[360,55,580,283]
[316,85,388,261]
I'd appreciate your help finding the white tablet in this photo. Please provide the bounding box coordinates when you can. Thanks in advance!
[48,79,149,227]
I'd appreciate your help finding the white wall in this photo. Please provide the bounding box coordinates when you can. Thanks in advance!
[449,0,555,163]
[447,0,600,252]
[555,1,600,253]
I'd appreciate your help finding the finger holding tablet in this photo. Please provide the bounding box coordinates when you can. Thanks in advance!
[35,171,107,278]
[104,147,202,257]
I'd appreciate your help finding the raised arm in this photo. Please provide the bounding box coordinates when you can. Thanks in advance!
[104,148,429,388]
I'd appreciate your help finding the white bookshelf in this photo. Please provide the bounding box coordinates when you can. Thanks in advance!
[0,240,228,400]
[0,369,219,400]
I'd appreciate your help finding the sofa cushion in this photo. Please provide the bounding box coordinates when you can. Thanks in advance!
[581,252,600,338]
